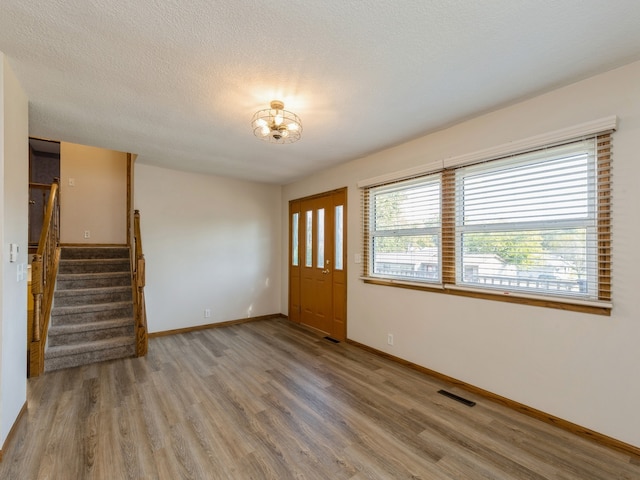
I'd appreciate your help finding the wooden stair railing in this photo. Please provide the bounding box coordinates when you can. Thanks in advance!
[28,182,54,250]
[133,210,148,356]
[29,179,61,377]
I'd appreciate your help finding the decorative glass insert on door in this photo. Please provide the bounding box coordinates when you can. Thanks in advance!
[335,205,343,270]
[317,208,325,268]
[292,212,299,266]
[305,210,313,267]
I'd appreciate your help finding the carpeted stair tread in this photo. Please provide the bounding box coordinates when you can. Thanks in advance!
[45,346,136,372]
[55,285,131,296]
[49,317,134,335]
[51,300,133,316]
[61,246,130,259]
[45,335,136,359]
[47,317,134,346]
[59,258,130,267]
[58,258,130,274]
[57,271,131,288]
[58,271,130,280]
[44,340,136,371]
[60,257,129,263]
[50,304,133,326]
[54,285,132,306]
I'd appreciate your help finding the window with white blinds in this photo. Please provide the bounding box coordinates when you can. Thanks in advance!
[366,175,441,283]
[361,129,613,311]
[456,138,606,300]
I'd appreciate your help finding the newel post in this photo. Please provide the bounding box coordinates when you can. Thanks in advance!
[31,254,44,342]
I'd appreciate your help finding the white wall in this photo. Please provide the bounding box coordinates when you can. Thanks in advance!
[60,143,127,244]
[282,61,640,448]
[135,163,282,333]
[0,53,28,446]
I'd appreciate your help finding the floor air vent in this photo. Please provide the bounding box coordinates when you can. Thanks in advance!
[438,389,476,407]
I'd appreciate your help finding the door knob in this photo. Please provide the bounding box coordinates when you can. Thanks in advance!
[322,269,331,274]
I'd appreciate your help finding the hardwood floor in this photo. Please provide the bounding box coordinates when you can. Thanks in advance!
[2,317,638,479]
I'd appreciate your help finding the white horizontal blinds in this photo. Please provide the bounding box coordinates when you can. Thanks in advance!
[455,138,604,299]
[597,133,612,301]
[368,175,442,283]
[361,188,371,277]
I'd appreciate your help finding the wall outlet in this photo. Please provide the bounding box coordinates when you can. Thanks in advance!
[83,230,90,239]
[204,308,211,318]
[387,334,394,346]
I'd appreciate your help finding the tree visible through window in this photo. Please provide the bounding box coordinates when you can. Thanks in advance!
[368,176,441,282]
[362,132,612,309]
[456,140,597,298]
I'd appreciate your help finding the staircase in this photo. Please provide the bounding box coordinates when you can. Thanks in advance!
[45,246,136,371]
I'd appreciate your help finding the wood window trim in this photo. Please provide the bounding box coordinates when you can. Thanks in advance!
[361,128,614,316]
[361,277,611,315]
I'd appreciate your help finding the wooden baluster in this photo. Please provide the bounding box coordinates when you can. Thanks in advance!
[29,180,61,376]
[31,255,44,342]
[41,189,46,223]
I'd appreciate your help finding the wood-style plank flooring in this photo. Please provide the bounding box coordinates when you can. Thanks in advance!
[2,317,639,479]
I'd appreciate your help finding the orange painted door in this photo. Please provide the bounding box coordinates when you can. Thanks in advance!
[289,189,346,340]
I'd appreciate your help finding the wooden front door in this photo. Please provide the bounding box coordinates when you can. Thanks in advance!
[289,188,347,340]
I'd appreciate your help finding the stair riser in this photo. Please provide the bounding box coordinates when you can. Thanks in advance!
[57,276,131,289]
[45,344,136,372]
[48,325,135,347]
[55,290,132,307]
[58,262,130,274]
[61,248,130,260]
[51,306,134,326]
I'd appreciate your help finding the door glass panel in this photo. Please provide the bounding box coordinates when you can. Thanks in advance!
[317,208,325,268]
[335,205,343,270]
[305,210,313,267]
[291,212,299,266]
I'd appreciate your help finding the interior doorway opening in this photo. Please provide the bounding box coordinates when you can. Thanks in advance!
[29,138,61,253]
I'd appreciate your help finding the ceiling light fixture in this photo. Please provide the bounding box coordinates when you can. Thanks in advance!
[251,100,302,144]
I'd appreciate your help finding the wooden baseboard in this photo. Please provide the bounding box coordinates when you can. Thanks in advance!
[0,402,27,462]
[149,313,285,338]
[346,338,640,459]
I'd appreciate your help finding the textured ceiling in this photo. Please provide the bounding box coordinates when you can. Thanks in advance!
[2,1,640,184]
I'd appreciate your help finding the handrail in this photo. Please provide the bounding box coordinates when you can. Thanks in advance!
[29,183,54,246]
[133,210,148,356]
[29,182,53,189]
[29,179,61,377]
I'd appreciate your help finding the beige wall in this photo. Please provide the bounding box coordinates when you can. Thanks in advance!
[0,53,29,445]
[60,143,127,244]
[134,163,282,333]
[282,60,640,448]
